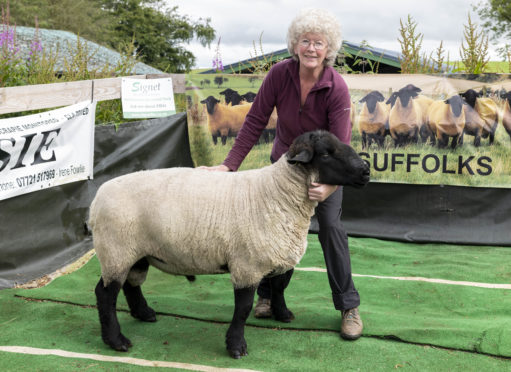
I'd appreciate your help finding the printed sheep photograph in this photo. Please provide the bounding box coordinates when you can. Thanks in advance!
[345,74,511,187]
[89,130,370,358]
[186,73,511,188]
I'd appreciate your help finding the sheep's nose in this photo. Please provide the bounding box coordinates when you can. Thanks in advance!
[363,163,370,175]
[361,163,370,181]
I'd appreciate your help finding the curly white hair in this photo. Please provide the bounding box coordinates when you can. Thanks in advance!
[287,8,342,67]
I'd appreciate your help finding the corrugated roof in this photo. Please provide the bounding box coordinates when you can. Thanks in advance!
[13,25,163,75]
[200,40,404,74]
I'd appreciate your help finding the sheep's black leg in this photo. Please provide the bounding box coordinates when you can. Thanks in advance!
[376,135,384,148]
[226,286,255,359]
[451,134,460,149]
[123,258,156,322]
[269,269,295,323]
[474,134,481,147]
[123,282,156,322]
[263,130,270,143]
[411,128,419,144]
[437,133,448,148]
[95,278,132,351]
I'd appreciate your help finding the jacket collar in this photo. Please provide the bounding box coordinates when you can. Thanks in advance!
[285,58,333,93]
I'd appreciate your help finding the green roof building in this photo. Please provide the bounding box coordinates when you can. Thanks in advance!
[200,41,403,74]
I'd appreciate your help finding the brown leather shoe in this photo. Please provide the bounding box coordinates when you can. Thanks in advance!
[341,307,363,340]
[253,297,272,318]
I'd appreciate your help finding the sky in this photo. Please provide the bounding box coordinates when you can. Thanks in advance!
[164,0,503,70]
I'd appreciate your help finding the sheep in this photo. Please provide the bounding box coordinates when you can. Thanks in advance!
[501,91,511,142]
[384,92,398,137]
[89,130,370,359]
[427,95,466,149]
[415,95,435,144]
[200,96,252,145]
[460,89,499,146]
[387,84,422,147]
[241,91,257,103]
[357,91,388,148]
[350,101,357,129]
[219,88,243,106]
[260,107,278,143]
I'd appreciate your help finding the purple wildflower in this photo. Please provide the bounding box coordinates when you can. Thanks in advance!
[27,39,42,63]
[212,37,224,72]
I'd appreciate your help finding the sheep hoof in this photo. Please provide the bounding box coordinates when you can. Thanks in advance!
[115,343,130,352]
[227,347,248,359]
[131,306,156,322]
[107,334,132,352]
[226,336,248,359]
[273,308,295,323]
[230,351,241,359]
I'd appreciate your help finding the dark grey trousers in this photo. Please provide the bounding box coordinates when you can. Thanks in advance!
[257,186,361,311]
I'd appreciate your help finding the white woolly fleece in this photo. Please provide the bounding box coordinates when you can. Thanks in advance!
[89,156,318,289]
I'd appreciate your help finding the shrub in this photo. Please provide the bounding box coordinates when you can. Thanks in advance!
[0,6,181,125]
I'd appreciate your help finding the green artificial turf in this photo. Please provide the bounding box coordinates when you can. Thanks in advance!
[1,294,510,372]
[1,235,511,371]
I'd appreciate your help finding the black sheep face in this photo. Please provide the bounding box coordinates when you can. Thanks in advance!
[219,88,240,105]
[287,131,370,188]
[219,88,237,97]
[386,92,399,107]
[241,92,257,102]
[444,95,465,117]
[200,96,220,114]
[502,91,511,105]
[460,89,479,108]
[396,86,420,107]
[359,91,385,113]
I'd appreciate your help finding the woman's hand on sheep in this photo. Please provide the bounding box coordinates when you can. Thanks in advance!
[308,183,338,202]
[198,164,231,172]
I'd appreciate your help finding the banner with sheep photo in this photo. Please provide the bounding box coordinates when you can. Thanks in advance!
[185,73,274,171]
[185,73,511,188]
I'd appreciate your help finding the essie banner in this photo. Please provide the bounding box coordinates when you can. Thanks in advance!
[0,101,96,201]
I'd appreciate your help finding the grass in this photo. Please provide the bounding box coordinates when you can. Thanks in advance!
[449,61,510,73]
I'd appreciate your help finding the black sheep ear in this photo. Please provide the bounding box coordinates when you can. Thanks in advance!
[287,149,313,164]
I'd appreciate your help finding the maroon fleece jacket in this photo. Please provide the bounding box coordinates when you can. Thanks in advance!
[223,58,352,171]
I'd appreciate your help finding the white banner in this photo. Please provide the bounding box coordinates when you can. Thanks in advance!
[0,101,96,201]
[121,77,176,118]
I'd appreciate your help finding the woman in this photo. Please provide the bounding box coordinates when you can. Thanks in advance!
[203,8,362,340]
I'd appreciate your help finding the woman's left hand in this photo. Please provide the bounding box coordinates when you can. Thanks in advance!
[308,182,337,202]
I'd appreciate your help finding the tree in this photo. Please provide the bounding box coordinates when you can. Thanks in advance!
[8,0,113,44]
[214,76,227,88]
[7,0,216,72]
[100,0,215,72]
[475,0,511,58]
